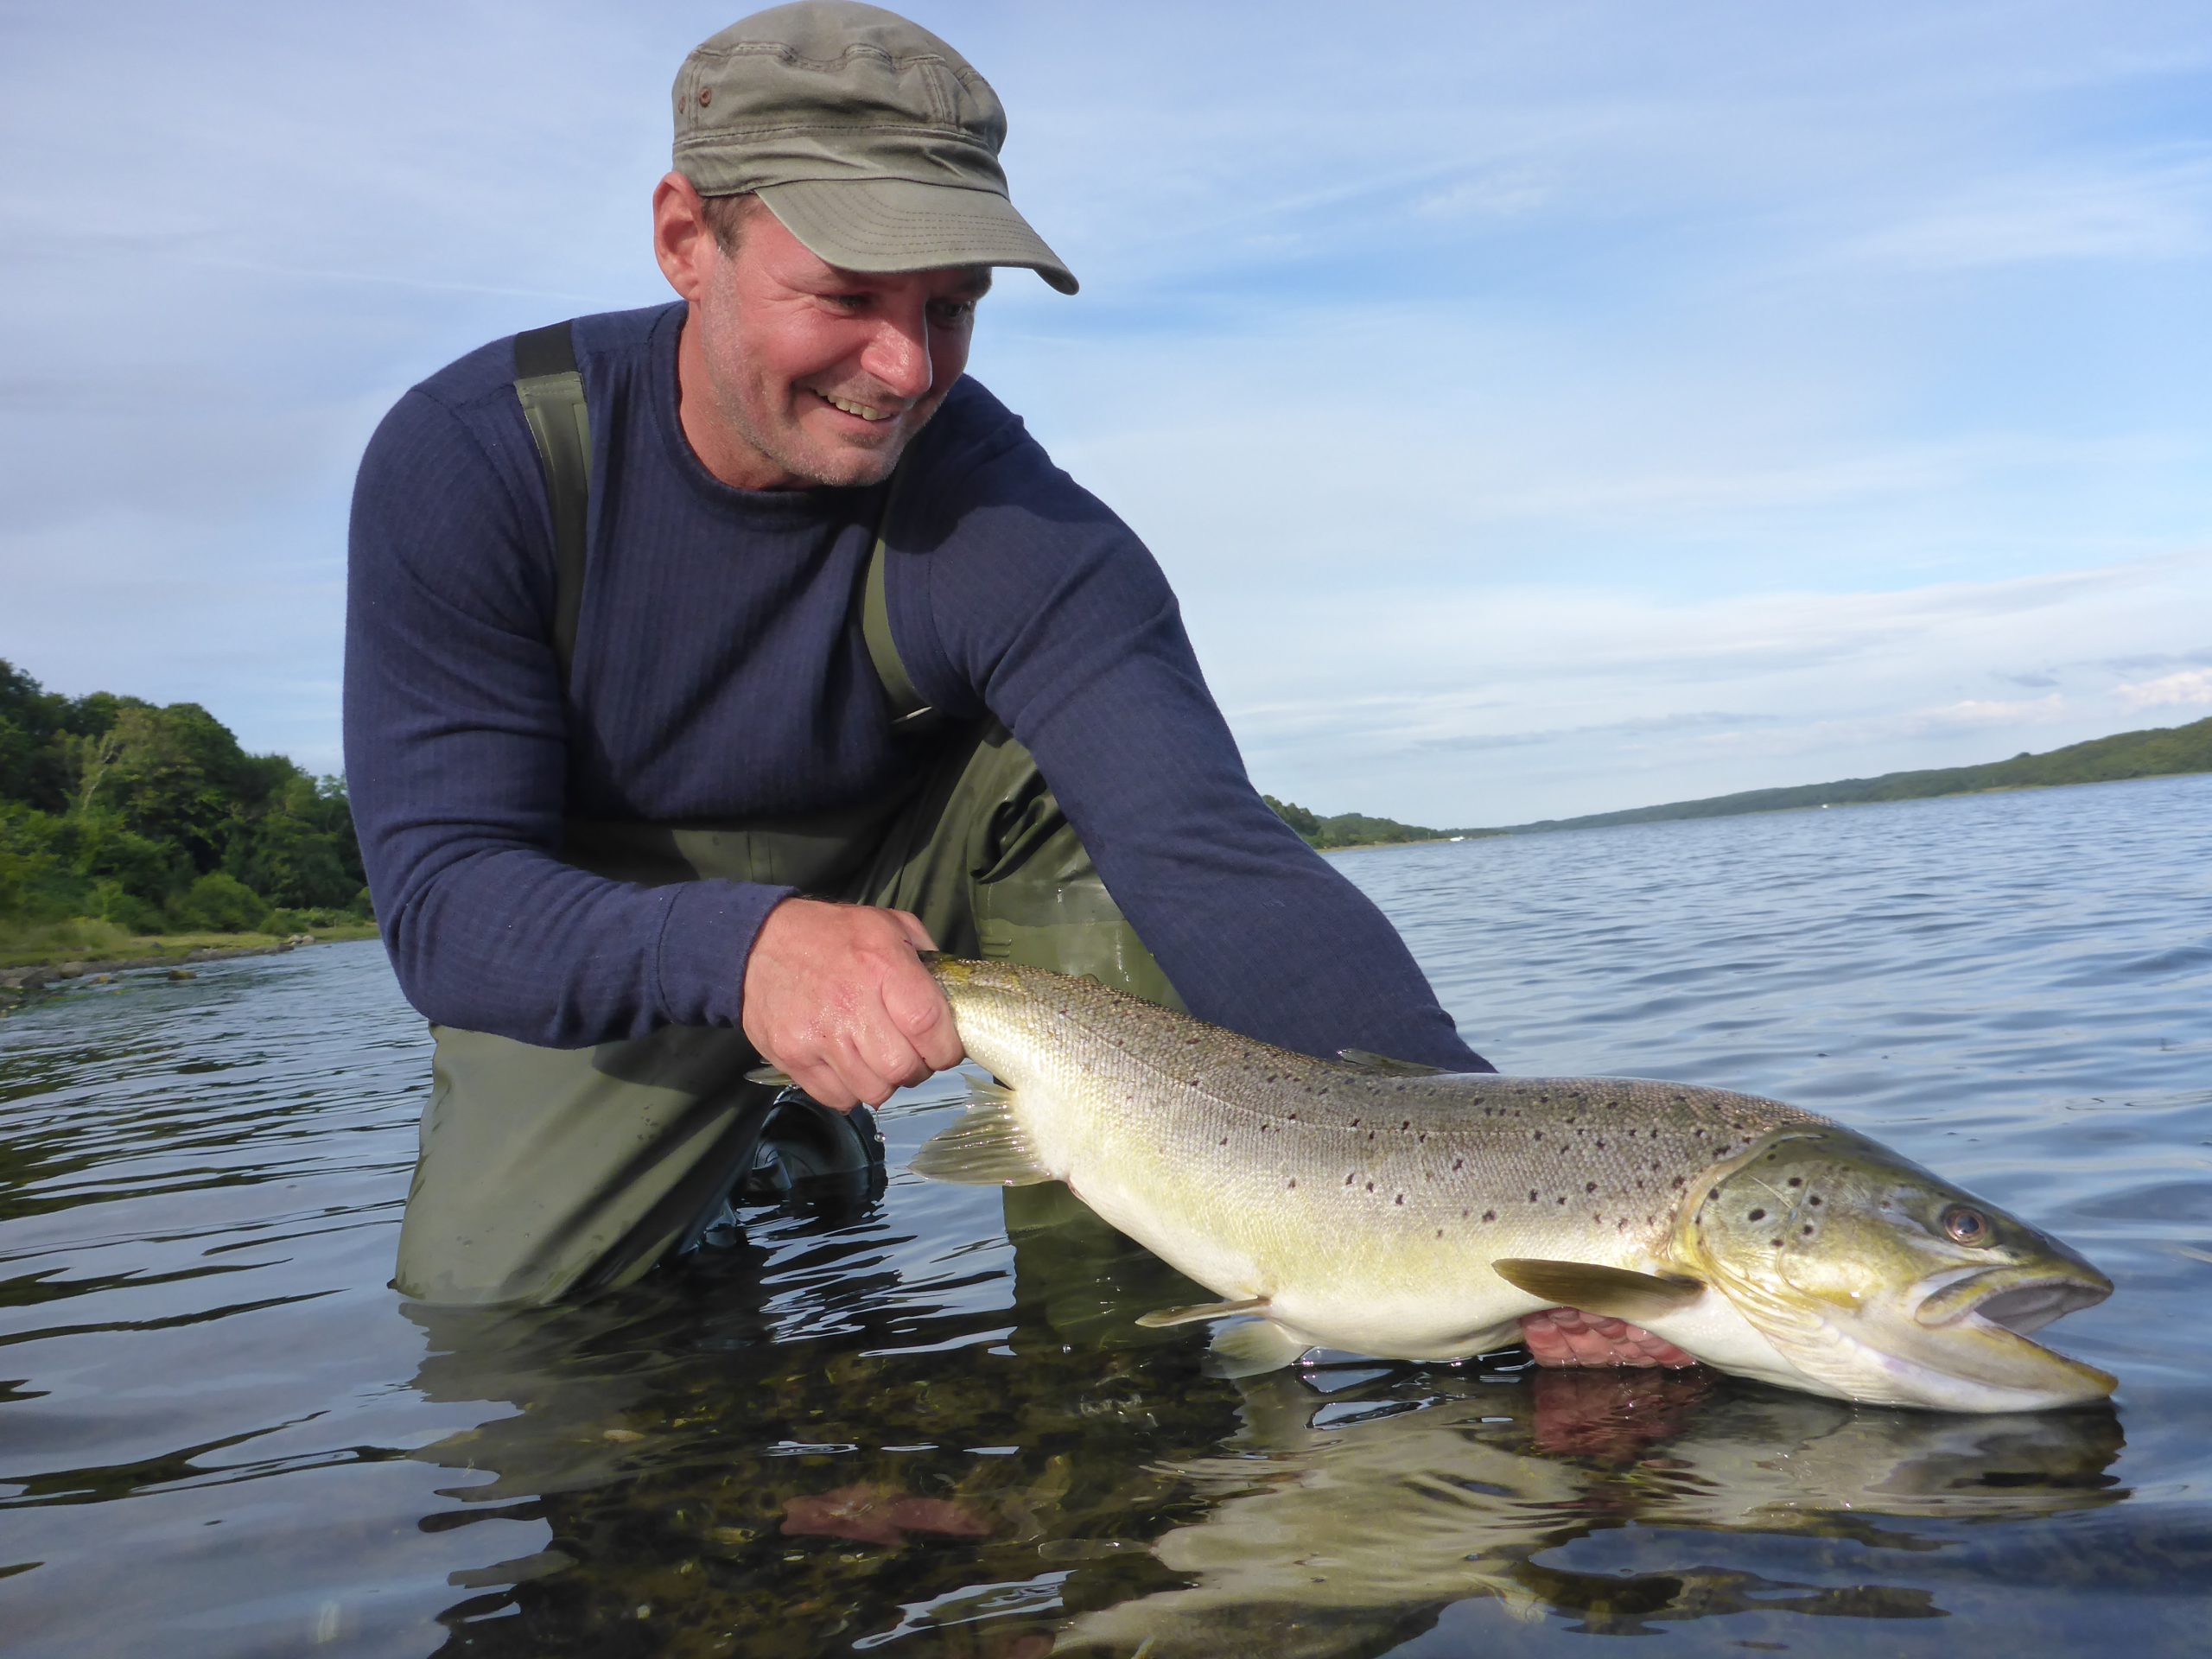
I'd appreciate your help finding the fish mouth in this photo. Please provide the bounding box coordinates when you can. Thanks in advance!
[1913,1264,2112,1333]
[1900,1264,2116,1404]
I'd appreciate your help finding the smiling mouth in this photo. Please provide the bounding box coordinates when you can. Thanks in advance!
[814,390,898,423]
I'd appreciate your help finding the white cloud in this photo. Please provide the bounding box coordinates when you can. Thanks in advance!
[2115,667,2212,709]
[1841,155,2212,270]
[1908,694,2069,732]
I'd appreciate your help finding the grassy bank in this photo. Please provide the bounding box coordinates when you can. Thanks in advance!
[0,918,379,978]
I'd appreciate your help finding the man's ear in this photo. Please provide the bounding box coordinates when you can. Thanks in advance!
[652,171,713,302]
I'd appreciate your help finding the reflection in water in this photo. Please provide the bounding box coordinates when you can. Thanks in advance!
[401,1183,2128,1658]
[1061,1373,2125,1657]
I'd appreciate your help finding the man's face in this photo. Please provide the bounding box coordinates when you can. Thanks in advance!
[670,194,990,491]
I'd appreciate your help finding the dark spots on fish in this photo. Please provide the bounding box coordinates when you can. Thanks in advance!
[1287,1178,1297,1189]
[1670,1175,1686,1190]
[1533,1130,1543,1141]
[1265,1073,1277,1084]
[1592,1212,1603,1224]
[1595,1138,1607,1149]
[1617,1218,1630,1232]
[1481,1209,1495,1222]
[1709,1187,1720,1201]
[1809,1195,1822,1207]
[1218,1135,1229,1147]
[1529,1190,1540,1203]
[1770,1237,1784,1248]
[1395,1193,1405,1205]
[1747,1208,1767,1221]
[1402,1120,1412,1130]
[1289,1111,1300,1121]
[1436,1228,1445,1239]
[1802,1224,1815,1236]
[1878,1199,1892,1211]
[1556,1196,1567,1205]
[1344,1173,1355,1185]
[1452,1158,1465,1172]
[1418,1132,1428,1143]
[1585,1181,1598,1193]
[1366,1181,1376,1192]
[1367,1131,1376,1142]
[1350,1118,1362,1128]
[1787,1177,1802,1187]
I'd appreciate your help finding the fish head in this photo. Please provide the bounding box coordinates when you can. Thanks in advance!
[1678,1126,2114,1412]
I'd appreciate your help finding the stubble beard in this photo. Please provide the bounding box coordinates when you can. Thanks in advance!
[702,292,931,491]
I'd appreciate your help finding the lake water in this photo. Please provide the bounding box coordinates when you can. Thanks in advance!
[3,775,2209,1657]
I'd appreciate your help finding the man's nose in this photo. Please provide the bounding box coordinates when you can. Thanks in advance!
[861,306,934,402]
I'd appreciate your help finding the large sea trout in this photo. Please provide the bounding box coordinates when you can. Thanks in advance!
[910,957,2114,1412]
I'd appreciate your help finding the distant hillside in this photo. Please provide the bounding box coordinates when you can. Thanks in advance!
[1261,795,1486,850]
[1496,715,2212,836]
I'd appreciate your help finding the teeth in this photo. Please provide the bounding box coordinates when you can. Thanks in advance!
[821,392,891,422]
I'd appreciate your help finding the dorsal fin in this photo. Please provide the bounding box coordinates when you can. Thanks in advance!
[1338,1050,1450,1077]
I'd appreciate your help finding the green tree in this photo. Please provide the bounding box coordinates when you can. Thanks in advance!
[99,702,251,870]
[226,771,360,908]
[1262,794,1323,842]
[0,659,72,811]
[175,871,269,933]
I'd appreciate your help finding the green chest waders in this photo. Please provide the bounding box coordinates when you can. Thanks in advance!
[392,322,1179,1306]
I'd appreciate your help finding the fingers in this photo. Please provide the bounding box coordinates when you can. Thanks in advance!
[882,949,965,1072]
[741,898,963,1109]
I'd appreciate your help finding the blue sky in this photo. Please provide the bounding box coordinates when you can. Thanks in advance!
[3,1,2208,823]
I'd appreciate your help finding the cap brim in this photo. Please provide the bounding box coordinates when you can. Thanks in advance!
[756,178,1077,295]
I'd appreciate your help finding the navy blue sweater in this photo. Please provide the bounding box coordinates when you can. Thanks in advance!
[344,302,1484,1070]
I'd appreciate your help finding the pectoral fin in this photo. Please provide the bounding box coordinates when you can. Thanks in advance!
[908,1085,1053,1187]
[1337,1050,1451,1077]
[1491,1258,1706,1324]
[1136,1296,1273,1329]
[1204,1319,1313,1380]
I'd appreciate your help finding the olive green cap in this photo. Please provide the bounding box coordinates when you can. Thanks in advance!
[671,2,1077,294]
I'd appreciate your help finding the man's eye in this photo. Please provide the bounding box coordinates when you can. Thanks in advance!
[930,299,978,324]
[826,294,870,311]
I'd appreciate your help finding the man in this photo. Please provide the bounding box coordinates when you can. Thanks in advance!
[344,1,1678,1369]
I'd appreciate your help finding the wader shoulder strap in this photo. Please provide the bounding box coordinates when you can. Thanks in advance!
[861,464,941,733]
[513,322,592,687]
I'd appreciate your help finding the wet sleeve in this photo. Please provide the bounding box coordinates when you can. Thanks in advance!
[342,390,787,1045]
[895,453,1489,1071]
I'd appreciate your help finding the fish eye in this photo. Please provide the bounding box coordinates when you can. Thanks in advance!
[1942,1205,1993,1246]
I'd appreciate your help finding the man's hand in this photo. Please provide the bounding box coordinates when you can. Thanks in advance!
[741,899,965,1110]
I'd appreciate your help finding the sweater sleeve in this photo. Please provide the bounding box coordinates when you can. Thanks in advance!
[894,438,1489,1072]
[342,387,786,1045]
